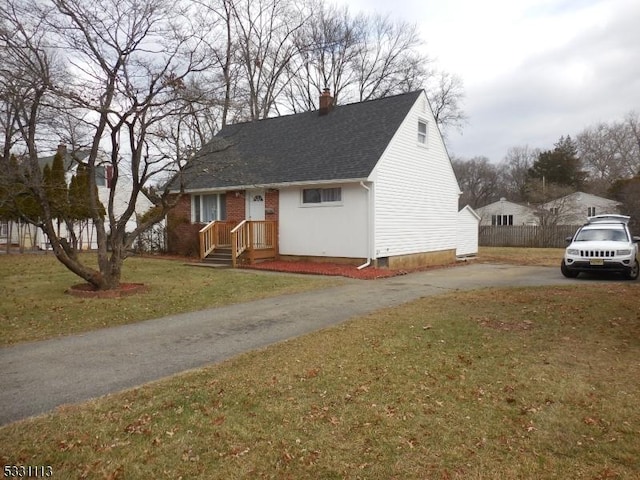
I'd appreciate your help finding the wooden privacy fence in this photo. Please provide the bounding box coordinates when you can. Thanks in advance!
[479,225,581,248]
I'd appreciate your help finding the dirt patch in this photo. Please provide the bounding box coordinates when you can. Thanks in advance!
[474,316,535,332]
[66,283,149,298]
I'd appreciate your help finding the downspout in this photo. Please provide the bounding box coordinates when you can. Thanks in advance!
[357,181,372,270]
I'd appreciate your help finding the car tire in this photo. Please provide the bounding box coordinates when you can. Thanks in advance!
[561,260,579,278]
[627,259,639,280]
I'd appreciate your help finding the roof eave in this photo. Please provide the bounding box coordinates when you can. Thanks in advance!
[177,177,370,194]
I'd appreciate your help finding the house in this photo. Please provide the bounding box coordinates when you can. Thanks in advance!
[168,89,463,269]
[0,144,153,251]
[456,205,480,257]
[541,191,621,225]
[475,198,539,226]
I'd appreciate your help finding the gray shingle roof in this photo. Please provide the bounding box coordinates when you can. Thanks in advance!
[38,150,89,172]
[178,90,422,190]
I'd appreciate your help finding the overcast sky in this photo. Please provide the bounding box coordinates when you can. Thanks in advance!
[340,0,640,162]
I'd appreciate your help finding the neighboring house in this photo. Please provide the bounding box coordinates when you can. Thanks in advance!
[475,198,538,226]
[168,89,462,269]
[1,144,152,251]
[456,205,480,257]
[541,191,621,225]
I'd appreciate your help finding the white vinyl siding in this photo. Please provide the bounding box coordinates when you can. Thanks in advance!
[369,92,460,258]
[279,184,367,258]
[457,206,480,256]
[476,199,538,226]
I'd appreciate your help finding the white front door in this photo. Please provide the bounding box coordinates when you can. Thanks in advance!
[246,189,265,220]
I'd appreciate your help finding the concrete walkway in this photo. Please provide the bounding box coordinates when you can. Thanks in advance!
[0,263,582,425]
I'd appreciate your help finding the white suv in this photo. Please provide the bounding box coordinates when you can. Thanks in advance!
[561,214,639,280]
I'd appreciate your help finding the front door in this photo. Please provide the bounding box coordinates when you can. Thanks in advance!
[246,189,265,220]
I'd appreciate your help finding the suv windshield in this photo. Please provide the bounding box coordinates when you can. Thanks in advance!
[574,228,628,242]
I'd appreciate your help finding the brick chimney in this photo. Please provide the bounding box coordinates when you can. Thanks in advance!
[319,87,333,116]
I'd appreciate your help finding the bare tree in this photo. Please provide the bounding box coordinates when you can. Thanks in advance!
[279,5,466,133]
[231,0,308,120]
[451,155,500,209]
[499,145,540,202]
[351,14,428,102]
[577,112,640,194]
[621,111,640,176]
[281,1,363,112]
[609,175,640,233]
[2,0,213,290]
[425,71,467,136]
[577,121,629,193]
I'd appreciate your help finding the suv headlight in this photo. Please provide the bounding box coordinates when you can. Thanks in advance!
[567,248,579,255]
[616,249,631,256]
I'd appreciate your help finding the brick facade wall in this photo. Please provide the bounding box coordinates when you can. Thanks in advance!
[265,189,279,221]
[166,190,280,257]
[166,194,201,256]
[226,191,245,222]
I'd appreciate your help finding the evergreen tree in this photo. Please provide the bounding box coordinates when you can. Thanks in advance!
[69,163,105,223]
[528,136,587,190]
[68,164,89,222]
[48,150,69,220]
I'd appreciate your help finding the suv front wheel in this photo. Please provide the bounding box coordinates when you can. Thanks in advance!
[561,260,579,278]
[627,259,639,280]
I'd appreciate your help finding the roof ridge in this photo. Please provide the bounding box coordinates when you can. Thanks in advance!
[220,90,424,130]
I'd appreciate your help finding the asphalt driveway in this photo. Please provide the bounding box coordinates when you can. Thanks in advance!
[0,263,587,425]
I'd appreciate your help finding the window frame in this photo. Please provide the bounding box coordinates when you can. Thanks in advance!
[417,118,428,145]
[300,187,343,206]
[491,214,513,226]
[192,193,226,223]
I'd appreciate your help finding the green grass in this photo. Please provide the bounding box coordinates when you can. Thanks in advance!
[2,284,639,479]
[478,246,564,267]
[0,253,340,346]
[0,247,559,346]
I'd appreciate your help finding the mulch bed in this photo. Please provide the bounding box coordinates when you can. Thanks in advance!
[66,282,149,298]
[242,261,405,280]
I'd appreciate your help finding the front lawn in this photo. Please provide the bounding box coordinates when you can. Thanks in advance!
[478,246,565,267]
[0,254,341,346]
[1,284,639,479]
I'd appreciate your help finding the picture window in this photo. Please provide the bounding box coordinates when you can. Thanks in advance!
[302,187,342,204]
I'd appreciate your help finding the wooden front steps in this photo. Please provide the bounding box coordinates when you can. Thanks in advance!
[202,247,233,267]
[199,220,278,268]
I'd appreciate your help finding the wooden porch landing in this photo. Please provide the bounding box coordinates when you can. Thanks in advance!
[199,220,278,267]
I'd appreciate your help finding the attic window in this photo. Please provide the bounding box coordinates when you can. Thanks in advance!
[302,187,342,204]
[418,120,428,144]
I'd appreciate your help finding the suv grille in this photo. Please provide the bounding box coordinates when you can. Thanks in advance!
[580,250,615,258]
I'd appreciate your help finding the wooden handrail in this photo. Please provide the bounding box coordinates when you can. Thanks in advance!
[229,219,247,234]
[199,220,218,260]
[199,220,277,267]
[230,220,248,268]
[199,220,233,259]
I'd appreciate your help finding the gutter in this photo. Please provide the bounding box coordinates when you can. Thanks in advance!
[176,177,370,195]
[357,181,372,270]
